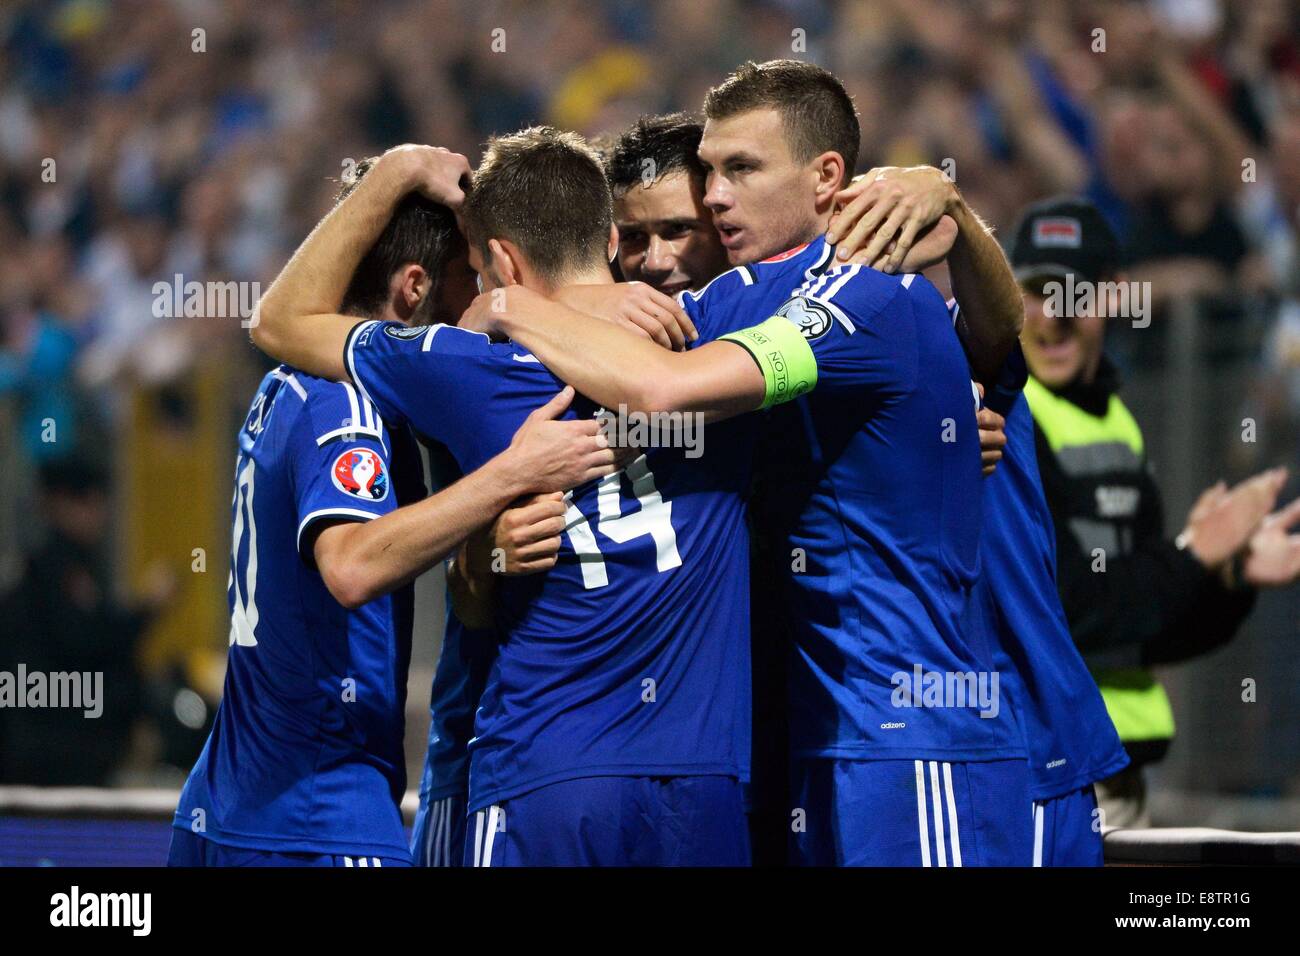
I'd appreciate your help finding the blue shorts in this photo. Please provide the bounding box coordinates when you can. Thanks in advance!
[790,757,1034,866]
[411,792,468,867]
[1032,785,1104,866]
[465,775,750,867]
[167,829,411,867]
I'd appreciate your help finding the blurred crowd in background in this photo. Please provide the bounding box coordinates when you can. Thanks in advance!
[1,0,1298,817]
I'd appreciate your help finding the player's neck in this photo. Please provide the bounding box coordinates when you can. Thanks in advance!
[372,305,407,326]
[808,208,834,245]
[542,266,615,293]
[818,211,835,236]
[747,210,834,265]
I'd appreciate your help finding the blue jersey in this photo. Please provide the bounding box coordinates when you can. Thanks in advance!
[175,368,423,858]
[415,444,497,805]
[695,237,1024,761]
[344,317,753,811]
[411,611,493,867]
[974,388,1129,799]
[418,613,495,803]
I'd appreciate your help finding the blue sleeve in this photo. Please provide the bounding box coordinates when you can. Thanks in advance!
[716,266,936,408]
[982,342,1029,417]
[342,319,505,451]
[947,298,1028,416]
[678,288,707,341]
[782,265,918,395]
[287,379,398,563]
[681,268,757,343]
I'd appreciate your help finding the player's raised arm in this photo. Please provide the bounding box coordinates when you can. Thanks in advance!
[461,285,767,422]
[827,166,1024,384]
[251,145,471,380]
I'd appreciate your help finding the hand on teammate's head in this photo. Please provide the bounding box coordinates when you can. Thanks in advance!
[378,144,472,208]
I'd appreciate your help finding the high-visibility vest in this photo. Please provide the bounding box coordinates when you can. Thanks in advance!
[1023,376,1176,747]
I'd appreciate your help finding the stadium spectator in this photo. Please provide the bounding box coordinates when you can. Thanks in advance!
[0,459,151,785]
[1009,195,1300,826]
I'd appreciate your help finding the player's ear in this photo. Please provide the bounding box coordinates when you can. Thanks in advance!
[396,265,430,316]
[812,151,847,211]
[385,264,426,321]
[488,238,522,286]
[607,221,619,263]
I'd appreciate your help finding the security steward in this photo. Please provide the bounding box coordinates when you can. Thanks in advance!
[1007,196,1294,826]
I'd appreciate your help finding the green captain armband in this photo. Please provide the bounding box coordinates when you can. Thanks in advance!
[719,316,818,409]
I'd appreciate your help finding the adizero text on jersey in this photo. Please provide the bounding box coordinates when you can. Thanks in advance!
[344,319,753,811]
[174,368,423,858]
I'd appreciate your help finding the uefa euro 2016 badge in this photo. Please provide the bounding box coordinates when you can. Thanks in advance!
[331,448,389,501]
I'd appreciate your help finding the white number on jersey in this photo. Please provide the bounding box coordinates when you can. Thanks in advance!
[227,458,260,646]
[564,455,682,589]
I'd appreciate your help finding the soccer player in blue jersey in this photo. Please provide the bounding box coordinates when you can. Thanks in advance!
[409,437,495,869]
[462,61,1037,866]
[605,114,732,297]
[605,110,1125,866]
[970,357,1129,866]
[251,134,754,866]
[602,112,962,865]
[170,151,617,867]
[409,613,494,867]
[410,471,566,867]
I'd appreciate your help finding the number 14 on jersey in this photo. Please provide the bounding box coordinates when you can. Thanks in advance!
[563,455,682,589]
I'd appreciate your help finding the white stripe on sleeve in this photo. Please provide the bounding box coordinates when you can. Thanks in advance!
[820,264,862,302]
[341,382,362,433]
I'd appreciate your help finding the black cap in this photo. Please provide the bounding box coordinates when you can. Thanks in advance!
[1006,196,1121,286]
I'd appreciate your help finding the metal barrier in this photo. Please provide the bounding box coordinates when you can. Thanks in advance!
[1103,827,1300,865]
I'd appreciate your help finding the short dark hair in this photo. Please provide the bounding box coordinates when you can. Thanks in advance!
[605,113,706,198]
[704,59,860,183]
[334,157,461,321]
[462,126,612,284]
